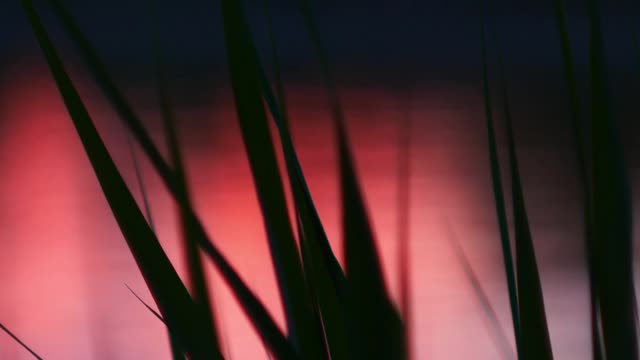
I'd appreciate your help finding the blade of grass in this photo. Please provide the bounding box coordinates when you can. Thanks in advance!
[552,1,602,357]
[21,3,223,359]
[495,42,553,360]
[126,283,187,359]
[396,106,412,356]
[21,3,224,359]
[126,136,183,360]
[147,0,222,355]
[258,68,347,288]
[289,1,405,358]
[126,134,155,229]
[626,4,640,339]
[263,0,289,130]
[587,0,638,358]
[479,10,522,358]
[24,2,298,358]
[219,0,327,358]
[630,13,640,73]
[262,1,351,358]
[340,119,406,360]
[0,321,43,360]
[43,0,180,194]
[443,220,515,360]
[126,284,166,324]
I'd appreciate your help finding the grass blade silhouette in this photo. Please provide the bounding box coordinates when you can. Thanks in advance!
[126,284,166,324]
[147,0,222,355]
[126,134,183,360]
[21,2,222,358]
[495,44,553,360]
[443,220,515,360]
[552,1,602,357]
[479,12,522,358]
[43,0,179,194]
[24,2,297,358]
[262,1,350,358]
[587,0,638,358]
[287,1,405,358]
[396,106,412,359]
[0,321,44,360]
[126,134,155,230]
[219,0,326,358]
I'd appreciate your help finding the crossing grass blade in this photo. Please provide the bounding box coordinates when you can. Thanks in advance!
[339,119,405,360]
[147,0,222,355]
[25,2,299,358]
[262,1,351,358]
[219,0,327,358]
[258,64,348,290]
[260,72,353,358]
[0,321,44,360]
[43,0,178,193]
[263,0,289,129]
[126,135,183,360]
[288,1,405,358]
[125,285,190,359]
[479,12,522,358]
[126,284,167,324]
[587,0,638,358]
[126,134,155,230]
[552,1,603,358]
[443,220,515,360]
[21,2,223,359]
[496,46,553,360]
[396,107,412,359]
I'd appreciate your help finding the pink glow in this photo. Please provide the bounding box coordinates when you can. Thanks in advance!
[0,65,593,359]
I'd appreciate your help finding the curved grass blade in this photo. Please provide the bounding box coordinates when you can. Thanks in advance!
[126,134,155,230]
[23,2,297,358]
[126,136,183,360]
[126,284,166,324]
[263,0,289,130]
[496,48,553,360]
[44,0,178,194]
[552,1,602,358]
[0,321,44,360]
[627,6,640,339]
[262,2,350,358]
[339,121,405,360]
[479,12,522,358]
[147,0,222,355]
[260,72,353,358]
[258,67,347,289]
[289,1,405,358]
[289,0,406,357]
[443,220,515,360]
[396,106,412,359]
[21,3,222,359]
[126,284,187,360]
[219,0,327,358]
[587,0,638,358]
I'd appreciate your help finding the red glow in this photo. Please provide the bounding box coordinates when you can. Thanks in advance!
[0,66,592,359]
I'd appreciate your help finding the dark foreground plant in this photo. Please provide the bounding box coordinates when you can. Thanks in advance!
[6,0,636,359]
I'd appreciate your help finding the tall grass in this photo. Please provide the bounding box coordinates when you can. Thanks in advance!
[552,1,602,358]
[443,220,514,360]
[8,0,637,359]
[149,0,223,355]
[479,12,522,358]
[587,0,638,358]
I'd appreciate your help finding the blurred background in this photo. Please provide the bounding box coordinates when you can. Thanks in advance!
[1,0,639,358]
